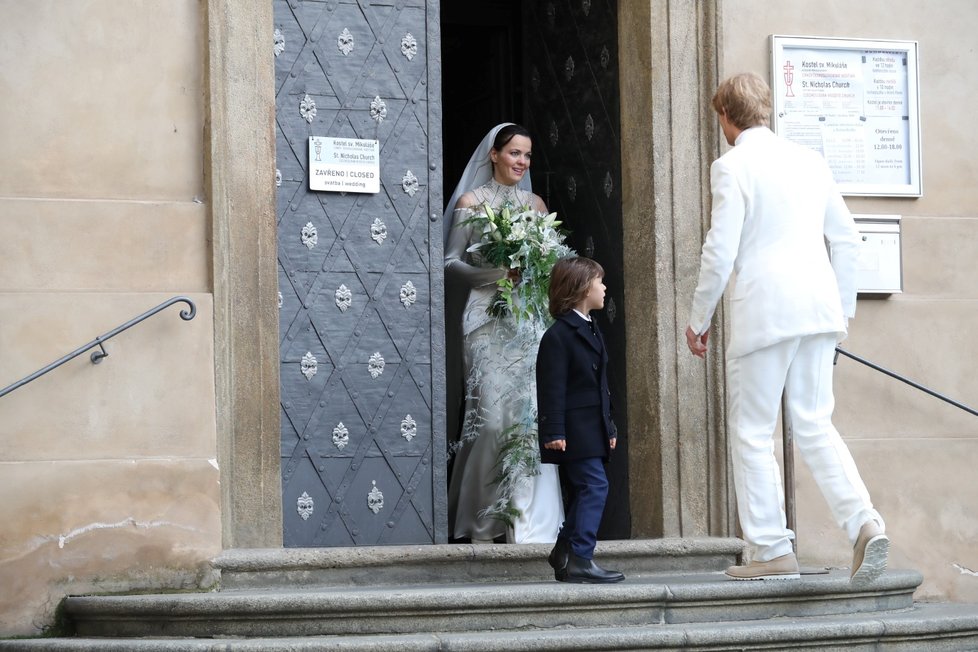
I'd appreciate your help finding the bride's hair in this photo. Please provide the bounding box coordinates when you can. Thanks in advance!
[491,123,532,152]
[548,256,605,318]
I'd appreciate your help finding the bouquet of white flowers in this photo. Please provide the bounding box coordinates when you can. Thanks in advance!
[461,202,572,321]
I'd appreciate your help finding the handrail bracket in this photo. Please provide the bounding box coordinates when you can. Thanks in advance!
[90,341,109,365]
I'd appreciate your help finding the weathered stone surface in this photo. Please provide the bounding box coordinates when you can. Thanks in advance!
[215,538,743,588]
[63,569,919,638]
[7,603,978,651]
[0,459,221,635]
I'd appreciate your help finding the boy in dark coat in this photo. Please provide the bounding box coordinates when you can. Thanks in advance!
[536,256,624,583]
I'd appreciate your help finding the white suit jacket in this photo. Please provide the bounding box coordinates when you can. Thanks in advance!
[688,126,860,360]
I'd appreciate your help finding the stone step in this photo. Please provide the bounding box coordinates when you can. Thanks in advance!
[5,602,978,651]
[61,569,922,638]
[214,538,745,589]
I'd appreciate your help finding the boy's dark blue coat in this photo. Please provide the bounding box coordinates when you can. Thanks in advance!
[536,311,617,464]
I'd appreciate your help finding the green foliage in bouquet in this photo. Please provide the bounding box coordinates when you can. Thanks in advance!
[478,419,546,527]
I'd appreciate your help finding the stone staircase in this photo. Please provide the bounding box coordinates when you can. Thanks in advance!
[4,538,978,650]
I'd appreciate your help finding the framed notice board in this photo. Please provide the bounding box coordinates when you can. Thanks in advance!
[770,35,921,197]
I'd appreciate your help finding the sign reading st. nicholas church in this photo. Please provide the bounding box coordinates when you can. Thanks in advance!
[308,137,380,193]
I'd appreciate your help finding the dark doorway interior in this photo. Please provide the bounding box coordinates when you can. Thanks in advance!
[440,1,525,200]
[440,0,630,541]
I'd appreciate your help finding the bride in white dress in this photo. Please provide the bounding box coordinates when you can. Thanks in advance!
[443,123,564,544]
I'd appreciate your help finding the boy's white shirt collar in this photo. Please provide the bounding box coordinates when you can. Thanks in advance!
[572,308,591,322]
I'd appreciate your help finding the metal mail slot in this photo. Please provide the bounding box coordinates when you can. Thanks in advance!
[853,215,902,295]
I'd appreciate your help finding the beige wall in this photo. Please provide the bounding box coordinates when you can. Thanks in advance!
[0,1,220,635]
[721,0,978,602]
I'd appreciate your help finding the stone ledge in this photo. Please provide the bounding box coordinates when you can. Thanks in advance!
[10,601,978,651]
[214,537,745,589]
[62,569,921,638]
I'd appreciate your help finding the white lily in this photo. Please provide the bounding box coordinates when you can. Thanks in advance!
[541,211,561,228]
[508,222,528,241]
[509,242,532,266]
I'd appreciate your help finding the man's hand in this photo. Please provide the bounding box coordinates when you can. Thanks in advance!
[686,325,709,358]
[609,437,617,450]
[544,439,566,451]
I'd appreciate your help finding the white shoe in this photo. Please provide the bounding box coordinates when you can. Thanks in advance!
[850,520,890,584]
[725,553,801,581]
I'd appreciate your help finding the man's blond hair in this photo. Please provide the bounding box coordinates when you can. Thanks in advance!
[712,72,771,130]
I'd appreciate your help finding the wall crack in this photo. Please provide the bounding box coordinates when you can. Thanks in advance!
[952,563,978,577]
[58,518,201,549]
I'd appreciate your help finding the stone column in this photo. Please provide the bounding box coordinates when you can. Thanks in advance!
[207,0,283,547]
[618,0,734,539]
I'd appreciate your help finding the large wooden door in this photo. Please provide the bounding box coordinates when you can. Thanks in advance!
[274,0,446,546]
[522,0,630,538]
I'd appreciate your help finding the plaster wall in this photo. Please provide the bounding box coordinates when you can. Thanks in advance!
[720,0,978,602]
[0,1,220,635]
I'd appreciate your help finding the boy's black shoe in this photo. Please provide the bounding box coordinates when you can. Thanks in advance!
[557,553,624,584]
[548,538,570,574]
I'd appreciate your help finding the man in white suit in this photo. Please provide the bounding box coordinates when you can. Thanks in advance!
[686,73,889,583]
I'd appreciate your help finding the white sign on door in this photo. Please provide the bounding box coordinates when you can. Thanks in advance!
[309,137,380,193]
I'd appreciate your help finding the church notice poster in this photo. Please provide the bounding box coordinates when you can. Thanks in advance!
[770,36,921,197]
[308,136,381,194]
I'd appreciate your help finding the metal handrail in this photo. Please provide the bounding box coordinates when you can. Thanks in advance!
[784,345,978,540]
[0,296,196,399]
[833,347,978,417]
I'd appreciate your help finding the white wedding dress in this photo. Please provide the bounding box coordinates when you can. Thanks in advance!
[444,178,564,543]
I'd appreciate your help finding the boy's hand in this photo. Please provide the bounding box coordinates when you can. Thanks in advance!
[609,437,617,450]
[544,439,566,451]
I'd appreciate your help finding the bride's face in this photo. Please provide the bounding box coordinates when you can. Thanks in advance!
[490,135,532,186]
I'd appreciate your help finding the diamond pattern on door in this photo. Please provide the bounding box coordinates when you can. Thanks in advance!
[275,0,444,547]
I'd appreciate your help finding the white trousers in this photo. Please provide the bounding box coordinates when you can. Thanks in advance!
[727,333,883,562]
